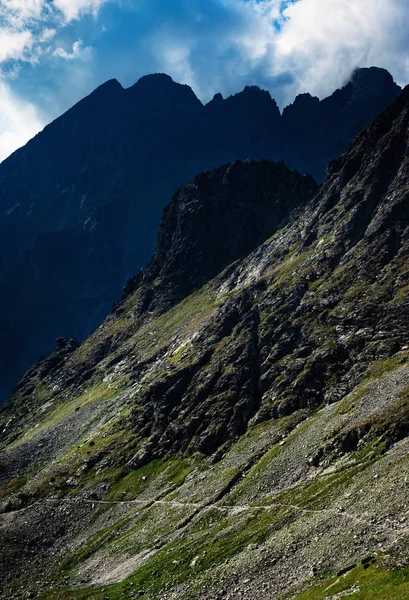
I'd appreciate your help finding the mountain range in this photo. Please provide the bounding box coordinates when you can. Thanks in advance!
[1,73,409,599]
[0,66,401,401]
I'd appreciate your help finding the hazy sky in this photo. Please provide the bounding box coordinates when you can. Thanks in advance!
[0,0,408,161]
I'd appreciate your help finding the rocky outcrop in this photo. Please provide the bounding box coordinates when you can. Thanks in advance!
[136,160,317,315]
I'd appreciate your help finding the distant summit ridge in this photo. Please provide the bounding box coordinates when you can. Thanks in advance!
[350,65,398,98]
[0,65,401,400]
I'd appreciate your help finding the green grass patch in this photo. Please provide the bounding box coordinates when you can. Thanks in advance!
[261,462,366,511]
[391,283,409,304]
[290,560,409,600]
[266,251,309,292]
[107,460,169,502]
[59,515,133,573]
[308,277,324,292]
[167,342,194,366]
[0,475,27,499]
[134,288,217,361]
[344,280,369,300]
[335,380,373,415]
[354,437,388,464]
[106,456,202,502]
[10,383,117,448]
[367,353,409,380]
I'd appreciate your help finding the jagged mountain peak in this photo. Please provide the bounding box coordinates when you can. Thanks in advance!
[241,84,271,96]
[225,84,278,109]
[349,65,400,97]
[94,77,124,91]
[55,76,125,117]
[281,91,320,120]
[306,84,409,265]
[207,91,224,105]
[127,72,203,107]
[125,81,409,450]
[133,72,175,85]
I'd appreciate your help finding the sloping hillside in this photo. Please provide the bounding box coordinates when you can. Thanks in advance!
[1,85,409,600]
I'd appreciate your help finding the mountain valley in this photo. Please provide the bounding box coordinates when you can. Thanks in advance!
[1,80,409,599]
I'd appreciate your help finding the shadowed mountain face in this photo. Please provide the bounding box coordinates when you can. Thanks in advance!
[0,66,400,400]
[1,85,409,600]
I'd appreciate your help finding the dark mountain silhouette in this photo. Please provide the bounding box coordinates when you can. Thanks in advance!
[0,66,400,400]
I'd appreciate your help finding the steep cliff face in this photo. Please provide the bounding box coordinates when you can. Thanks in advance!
[1,85,409,600]
[136,160,317,315]
[0,67,401,401]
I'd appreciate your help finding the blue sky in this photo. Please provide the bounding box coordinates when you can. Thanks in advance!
[0,0,408,161]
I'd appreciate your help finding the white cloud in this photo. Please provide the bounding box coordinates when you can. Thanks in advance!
[270,0,409,101]
[39,28,57,43]
[0,29,33,62]
[0,0,45,27]
[145,0,280,101]
[53,40,93,61]
[0,78,44,161]
[0,0,112,159]
[52,0,111,22]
